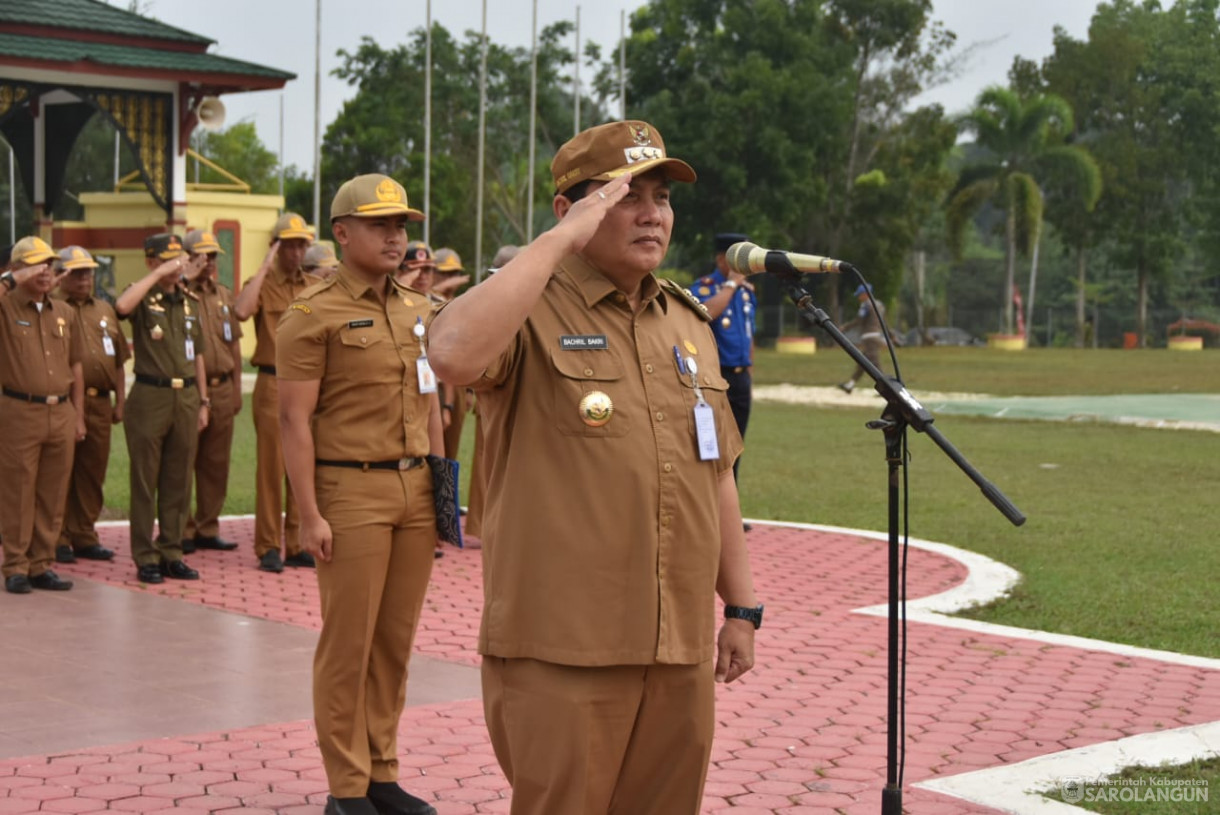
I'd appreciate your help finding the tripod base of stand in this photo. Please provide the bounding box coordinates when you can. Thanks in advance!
[882,786,901,814]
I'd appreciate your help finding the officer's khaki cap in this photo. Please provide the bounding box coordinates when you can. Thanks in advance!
[303,243,339,269]
[272,213,315,241]
[57,245,99,271]
[330,174,425,222]
[184,229,224,255]
[11,235,57,265]
[144,233,184,260]
[551,120,696,196]
[434,247,463,273]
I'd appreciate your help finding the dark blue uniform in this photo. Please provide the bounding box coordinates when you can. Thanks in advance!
[692,270,754,479]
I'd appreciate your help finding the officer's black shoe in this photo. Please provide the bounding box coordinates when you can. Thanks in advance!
[136,563,164,584]
[284,551,316,568]
[259,550,284,573]
[55,545,77,563]
[77,544,115,561]
[161,559,200,580]
[180,538,197,554]
[29,570,73,591]
[366,782,438,815]
[743,522,753,533]
[5,574,32,594]
[324,796,379,815]
[195,536,239,551]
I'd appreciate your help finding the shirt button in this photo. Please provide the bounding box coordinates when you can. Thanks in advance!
[645,364,654,373]
[584,368,594,377]
[360,337,367,344]
[656,411,664,421]
[663,462,673,473]
[661,515,671,527]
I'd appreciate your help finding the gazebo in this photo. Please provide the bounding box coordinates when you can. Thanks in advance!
[0,0,293,242]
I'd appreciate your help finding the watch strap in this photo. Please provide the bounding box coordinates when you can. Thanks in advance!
[724,603,763,629]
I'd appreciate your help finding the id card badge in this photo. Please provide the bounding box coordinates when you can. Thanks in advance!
[417,356,438,394]
[223,321,233,343]
[185,337,196,361]
[102,334,116,357]
[693,401,720,461]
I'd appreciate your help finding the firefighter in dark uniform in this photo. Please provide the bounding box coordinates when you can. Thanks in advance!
[116,234,210,584]
[56,245,127,563]
[692,232,756,483]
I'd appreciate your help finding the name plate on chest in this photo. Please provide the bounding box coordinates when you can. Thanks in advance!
[559,334,608,350]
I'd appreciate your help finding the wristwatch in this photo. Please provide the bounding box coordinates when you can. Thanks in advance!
[724,604,764,629]
[199,398,212,408]
[0,271,15,291]
[723,279,739,291]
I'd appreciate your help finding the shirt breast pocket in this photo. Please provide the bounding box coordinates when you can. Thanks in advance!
[677,365,731,439]
[337,324,388,361]
[549,348,630,438]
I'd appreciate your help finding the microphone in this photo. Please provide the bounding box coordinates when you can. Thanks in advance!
[725,242,849,276]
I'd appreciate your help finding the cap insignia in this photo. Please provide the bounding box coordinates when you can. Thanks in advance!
[376,179,402,202]
[629,123,652,146]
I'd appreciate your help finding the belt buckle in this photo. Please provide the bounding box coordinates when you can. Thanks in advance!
[209,377,219,386]
[171,378,184,389]
[86,387,98,397]
[397,458,410,471]
[46,395,60,406]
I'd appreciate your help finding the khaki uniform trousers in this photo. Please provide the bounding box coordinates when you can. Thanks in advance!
[125,382,200,566]
[482,657,715,815]
[313,463,436,798]
[0,400,75,578]
[185,376,238,540]
[253,372,300,557]
[60,392,114,550]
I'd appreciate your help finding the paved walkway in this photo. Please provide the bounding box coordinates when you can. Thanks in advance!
[2,517,1218,813]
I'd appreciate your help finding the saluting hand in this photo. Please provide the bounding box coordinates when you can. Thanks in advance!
[12,262,50,286]
[714,619,756,684]
[554,173,634,255]
[259,240,281,273]
[153,255,189,282]
[301,514,334,563]
[180,253,208,282]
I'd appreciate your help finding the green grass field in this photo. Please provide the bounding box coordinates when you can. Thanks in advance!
[101,347,1220,660]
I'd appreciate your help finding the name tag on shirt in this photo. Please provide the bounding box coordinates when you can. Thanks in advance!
[185,337,196,361]
[693,402,720,461]
[102,334,116,356]
[417,357,438,394]
[223,321,233,343]
[348,319,375,329]
[559,334,608,350]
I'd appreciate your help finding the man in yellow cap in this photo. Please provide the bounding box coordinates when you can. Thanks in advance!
[233,212,320,572]
[0,237,85,593]
[117,234,210,584]
[181,229,243,553]
[278,173,442,815]
[55,245,127,564]
[429,121,760,814]
[303,243,340,280]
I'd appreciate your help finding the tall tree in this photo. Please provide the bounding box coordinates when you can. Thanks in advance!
[946,87,1100,337]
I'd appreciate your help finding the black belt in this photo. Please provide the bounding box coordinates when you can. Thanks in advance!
[316,457,425,472]
[208,372,233,386]
[257,365,277,376]
[85,387,112,398]
[135,374,196,389]
[2,387,70,405]
[722,365,748,374]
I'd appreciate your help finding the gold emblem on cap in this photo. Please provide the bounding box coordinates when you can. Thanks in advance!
[72,248,86,260]
[375,178,402,202]
[289,216,305,230]
[579,391,614,427]
[629,123,652,146]
[683,339,698,355]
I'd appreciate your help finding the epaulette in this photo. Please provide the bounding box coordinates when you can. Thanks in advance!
[659,278,711,322]
[184,288,202,301]
[297,275,340,301]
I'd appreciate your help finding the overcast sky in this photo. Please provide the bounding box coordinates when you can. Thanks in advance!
[136,0,1101,171]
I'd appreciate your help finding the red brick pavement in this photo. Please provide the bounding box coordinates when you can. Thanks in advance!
[4,518,1218,813]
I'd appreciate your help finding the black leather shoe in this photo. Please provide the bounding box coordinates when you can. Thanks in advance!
[55,544,77,563]
[5,574,31,594]
[29,570,73,591]
[136,563,164,584]
[366,783,437,815]
[324,796,379,815]
[160,559,200,580]
[180,538,197,554]
[743,522,753,533]
[76,544,115,561]
[195,536,238,551]
[284,551,315,568]
[259,550,284,573]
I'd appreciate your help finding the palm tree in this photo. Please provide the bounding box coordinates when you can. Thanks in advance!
[947,87,1101,337]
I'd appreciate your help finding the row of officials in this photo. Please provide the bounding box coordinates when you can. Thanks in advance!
[0,215,472,593]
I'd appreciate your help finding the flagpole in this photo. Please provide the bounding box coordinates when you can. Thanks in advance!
[573,6,581,136]
[424,0,432,244]
[474,0,488,280]
[619,10,627,119]
[526,0,538,242]
[311,0,322,226]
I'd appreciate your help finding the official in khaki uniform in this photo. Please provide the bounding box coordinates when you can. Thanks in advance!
[233,213,320,572]
[429,121,761,815]
[303,243,340,280]
[0,237,85,594]
[55,246,127,564]
[182,229,243,552]
[116,234,210,584]
[278,174,443,815]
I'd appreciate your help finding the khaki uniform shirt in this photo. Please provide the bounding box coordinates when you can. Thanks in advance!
[123,285,204,380]
[0,288,82,396]
[61,295,129,393]
[248,261,320,368]
[276,267,434,461]
[189,277,243,377]
[472,256,742,667]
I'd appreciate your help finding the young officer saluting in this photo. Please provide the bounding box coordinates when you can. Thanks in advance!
[278,174,443,815]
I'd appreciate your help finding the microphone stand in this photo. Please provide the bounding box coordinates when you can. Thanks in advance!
[766,256,1025,815]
